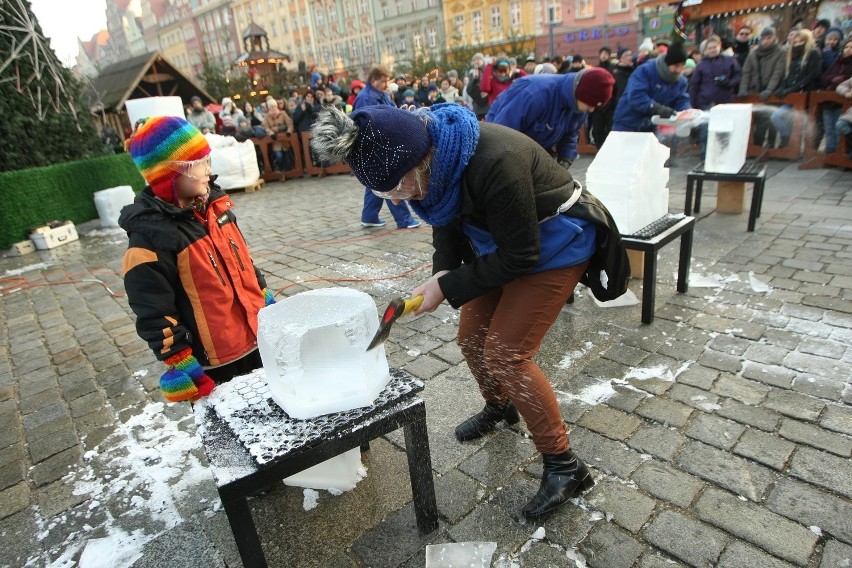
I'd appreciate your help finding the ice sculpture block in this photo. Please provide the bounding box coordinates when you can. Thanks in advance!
[704,103,753,174]
[257,288,390,419]
[585,132,670,234]
[284,447,363,492]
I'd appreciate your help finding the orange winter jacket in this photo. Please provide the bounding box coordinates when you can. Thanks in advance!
[118,185,267,367]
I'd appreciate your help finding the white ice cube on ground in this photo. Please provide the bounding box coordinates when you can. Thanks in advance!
[425,542,497,568]
[585,132,670,234]
[704,103,753,174]
[257,288,390,419]
[284,448,364,492]
[93,186,135,227]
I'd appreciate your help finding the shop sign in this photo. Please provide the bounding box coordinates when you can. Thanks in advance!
[563,25,632,42]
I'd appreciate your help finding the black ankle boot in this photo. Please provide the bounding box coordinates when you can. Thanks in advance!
[521,450,594,520]
[455,401,520,441]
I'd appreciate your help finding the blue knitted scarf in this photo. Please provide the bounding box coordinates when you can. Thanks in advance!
[409,104,480,227]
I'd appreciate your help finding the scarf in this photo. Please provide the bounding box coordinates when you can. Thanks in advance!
[655,54,682,83]
[409,104,479,227]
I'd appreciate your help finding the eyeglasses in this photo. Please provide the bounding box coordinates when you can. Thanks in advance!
[164,155,212,180]
[738,31,750,36]
[371,173,423,200]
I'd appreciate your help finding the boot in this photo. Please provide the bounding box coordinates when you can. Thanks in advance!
[521,450,594,520]
[455,401,520,441]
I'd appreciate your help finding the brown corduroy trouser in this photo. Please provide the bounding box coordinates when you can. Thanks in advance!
[457,262,589,455]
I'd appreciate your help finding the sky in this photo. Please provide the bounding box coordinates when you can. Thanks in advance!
[30,0,107,67]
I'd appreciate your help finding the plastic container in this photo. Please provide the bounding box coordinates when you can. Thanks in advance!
[704,104,753,174]
[585,132,670,234]
[93,186,136,227]
[257,288,391,420]
[124,96,185,125]
[29,222,79,250]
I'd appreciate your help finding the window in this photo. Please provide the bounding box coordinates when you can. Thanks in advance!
[282,18,288,32]
[427,26,437,47]
[267,0,272,9]
[385,36,394,55]
[381,2,389,18]
[472,10,482,33]
[399,34,406,52]
[413,32,421,51]
[577,0,594,18]
[256,1,262,15]
[490,6,501,29]
[329,5,337,23]
[303,14,308,27]
[365,35,374,55]
[350,38,359,59]
[344,1,353,17]
[454,14,464,35]
[396,0,403,15]
[316,7,325,26]
[546,4,562,23]
[270,22,276,35]
[334,43,343,60]
[359,0,368,14]
[322,46,330,63]
[510,2,521,26]
[609,0,629,11]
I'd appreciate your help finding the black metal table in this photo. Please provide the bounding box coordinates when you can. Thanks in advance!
[621,214,696,324]
[685,161,768,232]
[194,368,438,568]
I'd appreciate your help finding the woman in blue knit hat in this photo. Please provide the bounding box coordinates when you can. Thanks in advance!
[310,104,630,520]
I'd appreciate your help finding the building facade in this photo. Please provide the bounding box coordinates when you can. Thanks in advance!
[442,0,540,58]
[535,0,641,63]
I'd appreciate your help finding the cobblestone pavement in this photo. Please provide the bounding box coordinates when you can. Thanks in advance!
[0,157,850,568]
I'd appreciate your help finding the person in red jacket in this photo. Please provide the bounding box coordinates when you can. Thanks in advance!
[479,57,526,105]
[119,116,275,403]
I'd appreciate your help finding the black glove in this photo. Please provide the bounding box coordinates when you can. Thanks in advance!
[759,89,772,101]
[713,74,730,87]
[653,104,675,119]
[557,157,573,170]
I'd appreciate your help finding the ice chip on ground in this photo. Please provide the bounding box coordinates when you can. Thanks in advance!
[425,542,497,567]
[530,527,546,540]
[748,271,772,293]
[589,511,605,521]
[302,488,320,511]
[257,288,390,419]
[592,288,639,308]
[684,272,725,288]
[284,448,364,492]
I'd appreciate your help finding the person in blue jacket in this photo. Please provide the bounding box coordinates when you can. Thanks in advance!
[485,67,615,170]
[612,41,693,165]
[354,64,420,229]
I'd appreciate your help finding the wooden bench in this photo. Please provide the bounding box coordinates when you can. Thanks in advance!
[685,161,767,232]
[621,214,696,324]
[195,368,438,568]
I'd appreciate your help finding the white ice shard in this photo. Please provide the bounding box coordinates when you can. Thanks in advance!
[257,288,390,419]
[284,448,364,493]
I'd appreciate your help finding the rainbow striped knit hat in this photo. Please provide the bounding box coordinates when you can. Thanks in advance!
[128,116,211,204]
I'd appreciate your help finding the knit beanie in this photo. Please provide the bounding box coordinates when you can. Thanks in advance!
[638,38,654,52]
[664,42,688,65]
[574,67,615,108]
[826,27,844,42]
[403,89,415,98]
[128,116,211,204]
[760,27,776,39]
[344,106,432,192]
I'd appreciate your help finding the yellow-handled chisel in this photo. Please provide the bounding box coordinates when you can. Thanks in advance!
[366,295,424,351]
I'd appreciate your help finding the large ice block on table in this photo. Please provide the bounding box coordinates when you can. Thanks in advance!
[283,447,363,492]
[704,103,753,174]
[257,288,390,419]
[585,132,670,234]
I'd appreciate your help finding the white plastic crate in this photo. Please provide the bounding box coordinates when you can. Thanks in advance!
[29,222,79,250]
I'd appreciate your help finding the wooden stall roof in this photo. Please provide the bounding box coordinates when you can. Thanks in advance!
[637,0,795,15]
[85,52,215,114]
